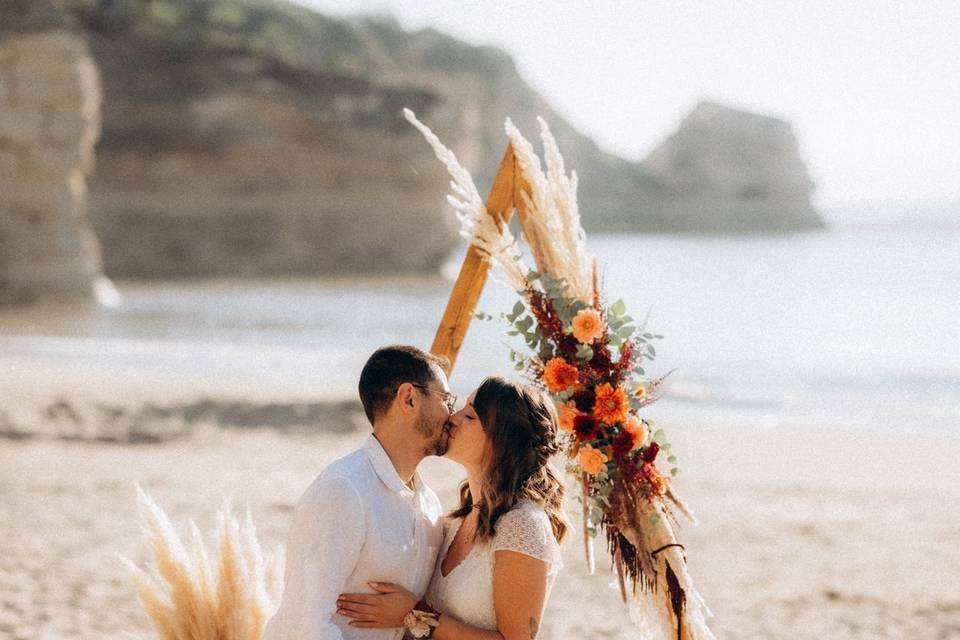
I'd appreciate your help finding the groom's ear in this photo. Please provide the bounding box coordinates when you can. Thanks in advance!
[395,382,416,414]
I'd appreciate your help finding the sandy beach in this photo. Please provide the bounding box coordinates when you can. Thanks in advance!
[2,352,959,640]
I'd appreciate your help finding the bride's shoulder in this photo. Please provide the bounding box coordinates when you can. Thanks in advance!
[492,502,560,563]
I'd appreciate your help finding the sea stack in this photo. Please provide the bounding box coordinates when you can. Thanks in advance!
[637,100,825,233]
[0,1,106,305]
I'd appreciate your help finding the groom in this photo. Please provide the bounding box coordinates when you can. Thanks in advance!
[262,345,454,640]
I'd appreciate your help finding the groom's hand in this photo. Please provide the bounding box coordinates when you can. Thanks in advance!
[337,582,417,628]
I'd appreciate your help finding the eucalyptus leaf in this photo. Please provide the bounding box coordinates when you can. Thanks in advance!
[611,299,627,316]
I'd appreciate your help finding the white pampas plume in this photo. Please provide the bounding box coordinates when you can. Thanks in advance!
[403,108,531,292]
[504,117,594,302]
[119,484,276,640]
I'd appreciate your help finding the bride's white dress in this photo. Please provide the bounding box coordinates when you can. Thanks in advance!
[424,500,563,630]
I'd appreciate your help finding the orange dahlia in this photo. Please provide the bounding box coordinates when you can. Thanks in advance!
[622,415,647,450]
[592,383,630,424]
[542,357,580,393]
[579,444,609,475]
[557,400,580,434]
[572,308,605,344]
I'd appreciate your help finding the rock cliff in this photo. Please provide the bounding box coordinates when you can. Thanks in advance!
[636,100,822,232]
[2,0,825,288]
[0,0,105,304]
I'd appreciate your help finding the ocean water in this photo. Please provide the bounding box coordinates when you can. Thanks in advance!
[3,216,958,434]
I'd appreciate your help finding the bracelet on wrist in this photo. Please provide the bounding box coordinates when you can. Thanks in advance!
[403,609,440,638]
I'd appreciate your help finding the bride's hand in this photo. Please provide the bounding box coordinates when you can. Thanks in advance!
[337,581,418,628]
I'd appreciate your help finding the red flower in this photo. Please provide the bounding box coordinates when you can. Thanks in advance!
[641,441,660,463]
[572,388,596,413]
[558,335,579,356]
[611,430,636,459]
[573,414,599,441]
[589,345,612,372]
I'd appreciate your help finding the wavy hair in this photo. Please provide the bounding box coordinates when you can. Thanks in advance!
[451,377,568,544]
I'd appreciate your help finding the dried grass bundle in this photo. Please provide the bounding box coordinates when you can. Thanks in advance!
[504,117,594,303]
[118,485,281,640]
[403,108,532,292]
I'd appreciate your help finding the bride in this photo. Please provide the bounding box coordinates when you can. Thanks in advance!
[336,376,568,639]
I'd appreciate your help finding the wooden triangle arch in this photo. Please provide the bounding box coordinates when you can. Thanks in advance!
[430,144,534,376]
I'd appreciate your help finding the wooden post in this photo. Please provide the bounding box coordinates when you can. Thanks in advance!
[430,145,518,376]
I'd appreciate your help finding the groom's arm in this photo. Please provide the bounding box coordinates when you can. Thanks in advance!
[272,476,366,639]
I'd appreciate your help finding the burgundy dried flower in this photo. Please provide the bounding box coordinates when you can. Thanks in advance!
[641,440,660,463]
[573,414,599,441]
[558,335,580,356]
[572,388,596,413]
[589,345,613,373]
[611,430,636,459]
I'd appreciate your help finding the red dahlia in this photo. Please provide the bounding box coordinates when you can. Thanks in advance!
[611,430,636,459]
[573,414,599,441]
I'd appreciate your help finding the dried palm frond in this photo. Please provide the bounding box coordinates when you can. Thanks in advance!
[119,484,278,640]
[403,108,531,292]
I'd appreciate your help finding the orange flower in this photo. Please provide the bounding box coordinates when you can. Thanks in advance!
[542,357,579,393]
[572,308,605,344]
[622,415,647,450]
[592,383,630,424]
[557,401,579,434]
[579,444,608,475]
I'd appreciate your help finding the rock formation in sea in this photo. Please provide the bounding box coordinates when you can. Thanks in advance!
[0,0,106,304]
[635,100,823,233]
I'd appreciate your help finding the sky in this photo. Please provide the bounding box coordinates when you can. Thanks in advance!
[297,0,960,208]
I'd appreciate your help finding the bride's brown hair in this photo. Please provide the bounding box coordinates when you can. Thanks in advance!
[451,376,569,544]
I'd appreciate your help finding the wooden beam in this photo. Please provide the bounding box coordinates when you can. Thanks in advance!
[430,145,518,376]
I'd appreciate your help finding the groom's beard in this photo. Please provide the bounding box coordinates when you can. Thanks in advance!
[417,414,450,457]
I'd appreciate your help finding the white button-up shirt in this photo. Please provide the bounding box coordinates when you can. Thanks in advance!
[263,435,444,640]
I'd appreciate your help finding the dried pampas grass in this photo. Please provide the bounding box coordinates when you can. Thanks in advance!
[403,108,532,292]
[118,484,281,640]
[504,117,594,303]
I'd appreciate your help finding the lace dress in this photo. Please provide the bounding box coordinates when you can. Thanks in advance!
[424,501,563,631]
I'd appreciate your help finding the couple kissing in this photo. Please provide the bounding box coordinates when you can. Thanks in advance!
[262,344,568,640]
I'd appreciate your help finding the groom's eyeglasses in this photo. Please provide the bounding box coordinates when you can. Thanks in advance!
[411,384,458,413]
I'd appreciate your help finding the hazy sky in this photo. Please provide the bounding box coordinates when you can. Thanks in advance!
[298,0,960,207]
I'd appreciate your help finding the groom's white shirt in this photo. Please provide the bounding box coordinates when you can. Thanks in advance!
[263,434,443,640]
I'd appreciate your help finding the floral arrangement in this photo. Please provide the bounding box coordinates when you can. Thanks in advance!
[406,108,716,640]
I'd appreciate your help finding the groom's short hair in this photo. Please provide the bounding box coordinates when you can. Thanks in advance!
[358,345,449,425]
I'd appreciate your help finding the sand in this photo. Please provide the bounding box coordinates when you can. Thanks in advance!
[2,358,959,640]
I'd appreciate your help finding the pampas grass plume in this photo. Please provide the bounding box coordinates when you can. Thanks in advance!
[119,484,278,640]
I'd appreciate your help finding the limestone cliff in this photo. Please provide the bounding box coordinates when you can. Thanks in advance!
[0,0,106,304]
[2,0,825,288]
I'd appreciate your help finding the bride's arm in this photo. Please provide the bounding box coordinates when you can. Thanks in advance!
[338,550,548,640]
